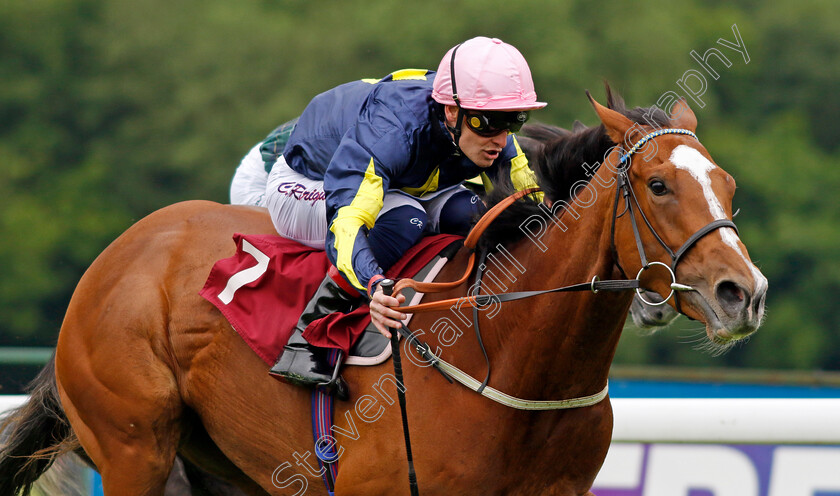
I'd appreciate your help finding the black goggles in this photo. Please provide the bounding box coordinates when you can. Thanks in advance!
[463,110,529,137]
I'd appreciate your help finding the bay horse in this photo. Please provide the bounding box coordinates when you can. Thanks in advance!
[0,87,766,495]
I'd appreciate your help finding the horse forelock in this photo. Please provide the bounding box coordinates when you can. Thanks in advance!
[479,84,670,251]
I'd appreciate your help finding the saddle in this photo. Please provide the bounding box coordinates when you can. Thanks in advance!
[200,233,464,367]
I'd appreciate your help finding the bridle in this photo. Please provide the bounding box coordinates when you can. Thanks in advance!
[382,127,740,496]
[393,127,739,314]
[385,128,740,406]
[609,128,739,313]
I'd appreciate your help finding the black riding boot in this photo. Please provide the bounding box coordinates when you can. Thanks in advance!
[269,274,359,400]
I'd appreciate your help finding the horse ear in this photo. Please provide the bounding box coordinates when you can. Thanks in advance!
[669,98,697,131]
[586,90,634,145]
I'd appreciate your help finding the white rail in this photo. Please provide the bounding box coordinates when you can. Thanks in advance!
[5,396,840,444]
[0,395,27,415]
[611,398,840,444]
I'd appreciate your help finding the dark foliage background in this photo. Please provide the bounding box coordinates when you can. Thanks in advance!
[1,0,838,383]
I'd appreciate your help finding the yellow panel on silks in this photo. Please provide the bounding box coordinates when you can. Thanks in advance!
[330,158,384,291]
[362,69,428,84]
[401,167,440,197]
[390,69,428,81]
[509,135,543,201]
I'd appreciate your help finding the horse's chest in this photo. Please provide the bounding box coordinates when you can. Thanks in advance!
[412,410,609,493]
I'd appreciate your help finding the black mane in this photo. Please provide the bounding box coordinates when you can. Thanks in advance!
[478,84,671,251]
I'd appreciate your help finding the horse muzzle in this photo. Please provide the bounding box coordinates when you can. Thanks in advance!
[685,272,768,343]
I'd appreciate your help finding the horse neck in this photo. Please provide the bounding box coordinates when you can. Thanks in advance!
[471,169,632,401]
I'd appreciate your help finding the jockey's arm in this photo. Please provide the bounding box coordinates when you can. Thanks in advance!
[323,121,410,297]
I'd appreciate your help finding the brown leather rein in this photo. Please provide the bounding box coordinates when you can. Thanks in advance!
[392,128,739,315]
[389,185,640,314]
[391,188,541,313]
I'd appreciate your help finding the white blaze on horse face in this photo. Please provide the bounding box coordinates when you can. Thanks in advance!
[669,145,767,291]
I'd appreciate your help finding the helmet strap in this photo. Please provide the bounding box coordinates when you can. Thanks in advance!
[448,43,464,153]
[445,111,464,156]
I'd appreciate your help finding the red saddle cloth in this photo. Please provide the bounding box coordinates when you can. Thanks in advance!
[200,233,463,365]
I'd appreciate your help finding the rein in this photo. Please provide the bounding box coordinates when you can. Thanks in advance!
[390,187,537,298]
[389,128,738,396]
[383,128,738,496]
[392,189,641,312]
[397,128,737,314]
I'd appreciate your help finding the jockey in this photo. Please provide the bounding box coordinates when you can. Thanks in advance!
[258,37,546,398]
[230,118,298,207]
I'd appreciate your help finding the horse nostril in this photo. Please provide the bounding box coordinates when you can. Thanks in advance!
[715,281,750,317]
[752,287,766,316]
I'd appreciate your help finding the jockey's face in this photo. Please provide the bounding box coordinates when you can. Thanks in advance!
[444,105,508,168]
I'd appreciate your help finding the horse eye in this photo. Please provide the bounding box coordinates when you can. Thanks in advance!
[648,179,668,196]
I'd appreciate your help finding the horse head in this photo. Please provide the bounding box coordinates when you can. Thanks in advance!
[588,89,768,349]
[518,124,681,333]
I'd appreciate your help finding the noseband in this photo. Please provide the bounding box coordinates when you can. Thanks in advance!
[609,128,739,312]
[382,127,741,496]
[383,127,740,411]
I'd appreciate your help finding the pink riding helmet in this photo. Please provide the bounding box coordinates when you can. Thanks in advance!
[432,37,546,111]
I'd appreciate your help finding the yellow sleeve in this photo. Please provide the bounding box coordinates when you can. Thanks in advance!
[508,135,543,201]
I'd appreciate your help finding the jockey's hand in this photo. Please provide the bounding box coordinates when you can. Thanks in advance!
[369,286,407,339]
